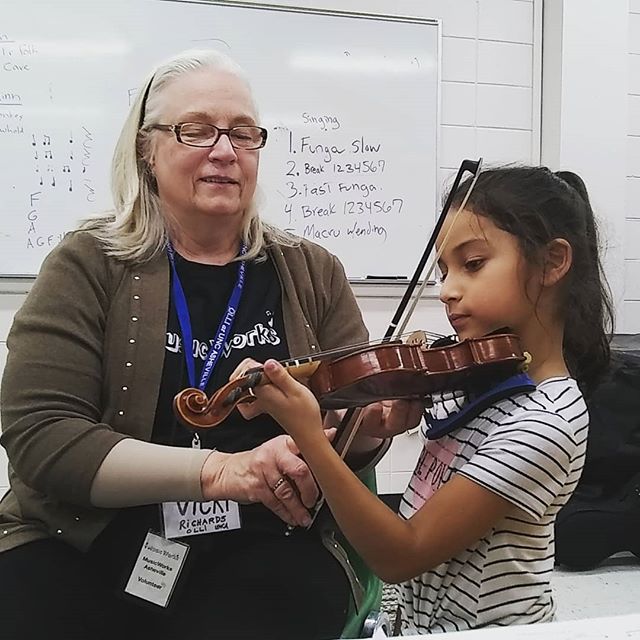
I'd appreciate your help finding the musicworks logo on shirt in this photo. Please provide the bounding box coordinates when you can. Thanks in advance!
[165,311,281,360]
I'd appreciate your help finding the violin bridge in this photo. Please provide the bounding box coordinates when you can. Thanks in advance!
[407,330,428,347]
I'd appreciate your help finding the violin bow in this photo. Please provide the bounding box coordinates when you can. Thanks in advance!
[302,158,483,530]
[390,157,483,340]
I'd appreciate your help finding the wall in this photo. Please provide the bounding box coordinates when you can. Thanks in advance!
[541,0,628,330]
[626,0,640,328]
[0,0,547,494]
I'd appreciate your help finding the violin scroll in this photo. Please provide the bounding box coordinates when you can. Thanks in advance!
[174,361,320,429]
[173,375,258,429]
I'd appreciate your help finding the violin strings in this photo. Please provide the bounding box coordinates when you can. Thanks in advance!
[278,329,448,368]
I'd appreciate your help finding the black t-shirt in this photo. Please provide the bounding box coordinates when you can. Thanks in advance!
[153,252,290,454]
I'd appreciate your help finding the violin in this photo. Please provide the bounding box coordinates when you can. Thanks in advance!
[173,331,529,429]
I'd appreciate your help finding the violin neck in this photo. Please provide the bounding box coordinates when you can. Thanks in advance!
[245,357,321,387]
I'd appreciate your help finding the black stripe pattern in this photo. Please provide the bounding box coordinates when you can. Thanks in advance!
[397,377,588,633]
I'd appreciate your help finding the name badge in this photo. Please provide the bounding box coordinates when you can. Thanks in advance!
[124,531,188,608]
[161,500,241,539]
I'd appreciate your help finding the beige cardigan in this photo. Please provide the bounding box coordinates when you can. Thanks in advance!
[0,231,372,553]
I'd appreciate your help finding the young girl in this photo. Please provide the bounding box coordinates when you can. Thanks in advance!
[252,166,614,634]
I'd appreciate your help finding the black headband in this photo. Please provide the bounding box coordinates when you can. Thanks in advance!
[137,75,155,130]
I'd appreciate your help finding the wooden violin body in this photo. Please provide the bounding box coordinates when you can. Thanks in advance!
[309,333,527,408]
[173,332,529,429]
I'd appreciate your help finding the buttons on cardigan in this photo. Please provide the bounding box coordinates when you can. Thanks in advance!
[304,322,315,351]
[2,530,7,535]
[74,516,80,522]
[56,529,63,535]
[121,273,139,425]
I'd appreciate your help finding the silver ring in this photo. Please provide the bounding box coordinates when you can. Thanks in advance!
[247,387,256,398]
[272,476,287,492]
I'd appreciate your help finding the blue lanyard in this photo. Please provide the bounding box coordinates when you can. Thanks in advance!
[167,242,247,391]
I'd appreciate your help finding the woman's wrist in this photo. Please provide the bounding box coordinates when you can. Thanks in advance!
[199,450,233,500]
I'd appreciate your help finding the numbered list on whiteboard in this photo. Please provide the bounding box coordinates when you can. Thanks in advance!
[261,110,434,280]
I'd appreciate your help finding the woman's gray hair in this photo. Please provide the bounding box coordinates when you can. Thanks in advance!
[81,48,297,263]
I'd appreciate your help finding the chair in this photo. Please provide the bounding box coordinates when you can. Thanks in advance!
[339,468,391,638]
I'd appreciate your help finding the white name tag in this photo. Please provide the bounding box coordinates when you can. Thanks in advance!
[161,500,241,539]
[124,531,188,608]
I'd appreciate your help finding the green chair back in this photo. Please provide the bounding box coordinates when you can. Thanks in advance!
[339,468,383,639]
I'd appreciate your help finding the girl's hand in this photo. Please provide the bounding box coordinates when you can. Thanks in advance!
[255,359,324,442]
[229,357,267,421]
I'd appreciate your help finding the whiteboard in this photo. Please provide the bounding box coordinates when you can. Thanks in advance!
[0,0,440,280]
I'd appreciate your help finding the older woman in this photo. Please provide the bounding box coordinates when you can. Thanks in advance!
[0,50,421,640]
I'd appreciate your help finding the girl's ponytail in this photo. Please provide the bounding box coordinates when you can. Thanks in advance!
[554,171,614,394]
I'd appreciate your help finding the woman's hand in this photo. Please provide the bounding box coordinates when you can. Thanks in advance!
[358,399,424,439]
[200,433,324,527]
[322,399,424,461]
[324,399,423,442]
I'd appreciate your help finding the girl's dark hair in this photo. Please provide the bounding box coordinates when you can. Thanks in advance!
[450,166,614,393]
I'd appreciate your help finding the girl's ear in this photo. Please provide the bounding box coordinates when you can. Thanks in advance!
[542,238,572,287]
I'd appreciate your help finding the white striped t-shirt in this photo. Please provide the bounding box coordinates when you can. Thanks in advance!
[397,376,588,635]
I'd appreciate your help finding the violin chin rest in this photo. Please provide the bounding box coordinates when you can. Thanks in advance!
[428,335,458,349]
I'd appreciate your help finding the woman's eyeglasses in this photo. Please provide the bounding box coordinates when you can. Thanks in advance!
[149,122,268,150]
